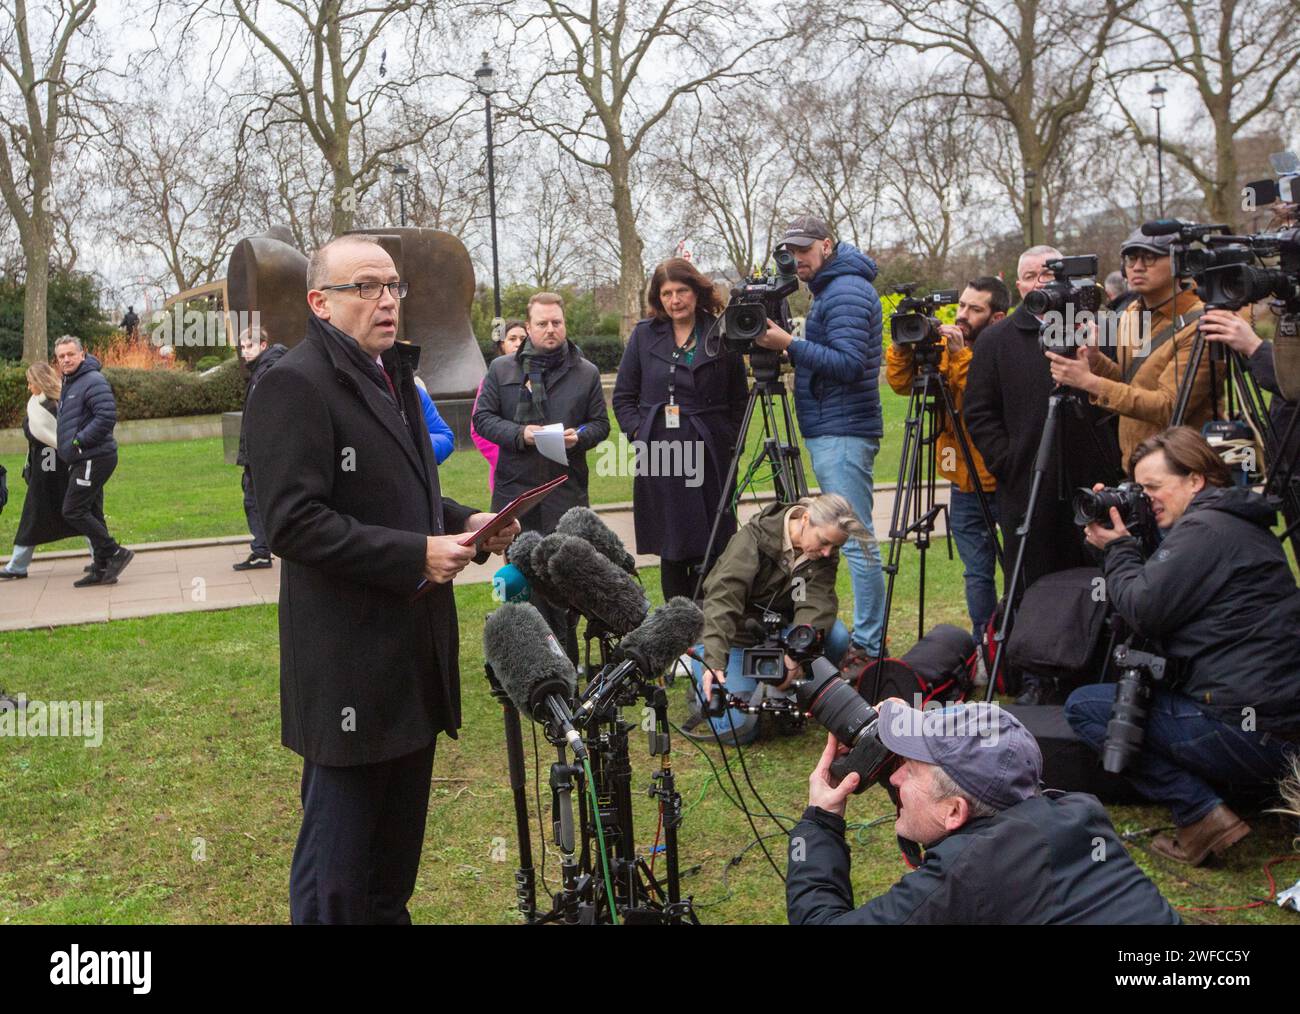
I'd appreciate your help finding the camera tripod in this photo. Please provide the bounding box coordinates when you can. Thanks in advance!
[694,347,810,600]
[983,364,1122,702]
[872,341,1001,699]
[1169,307,1300,558]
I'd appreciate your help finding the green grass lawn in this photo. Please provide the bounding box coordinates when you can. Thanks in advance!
[0,381,911,554]
[1,552,1294,924]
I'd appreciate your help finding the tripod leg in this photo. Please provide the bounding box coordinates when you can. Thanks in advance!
[501,703,537,923]
[694,385,762,601]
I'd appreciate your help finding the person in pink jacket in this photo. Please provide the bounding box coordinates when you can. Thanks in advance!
[472,319,526,489]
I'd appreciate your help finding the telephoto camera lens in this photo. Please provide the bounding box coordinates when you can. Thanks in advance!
[795,657,895,794]
[1102,667,1154,774]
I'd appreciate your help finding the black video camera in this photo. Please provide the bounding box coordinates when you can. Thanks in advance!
[1027,255,1103,353]
[720,247,800,351]
[1072,481,1159,557]
[739,614,821,683]
[1153,215,1300,315]
[890,284,959,351]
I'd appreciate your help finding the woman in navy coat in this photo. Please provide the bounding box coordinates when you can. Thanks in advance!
[613,258,748,600]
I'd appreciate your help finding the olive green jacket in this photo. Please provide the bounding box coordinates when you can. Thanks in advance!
[700,502,841,669]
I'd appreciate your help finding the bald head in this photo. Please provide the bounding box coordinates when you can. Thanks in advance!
[305,235,401,357]
[1016,245,1063,299]
[306,235,386,291]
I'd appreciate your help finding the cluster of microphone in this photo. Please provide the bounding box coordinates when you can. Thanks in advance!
[483,507,705,750]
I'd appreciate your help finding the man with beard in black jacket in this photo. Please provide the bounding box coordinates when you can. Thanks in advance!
[1067,427,1300,866]
[964,245,1123,703]
[53,335,134,587]
[787,700,1179,924]
[233,326,288,571]
[246,234,520,923]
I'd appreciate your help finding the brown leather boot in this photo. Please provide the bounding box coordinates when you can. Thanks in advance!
[1150,804,1251,866]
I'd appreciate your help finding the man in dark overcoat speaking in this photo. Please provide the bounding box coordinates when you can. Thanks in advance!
[246,234,518,924]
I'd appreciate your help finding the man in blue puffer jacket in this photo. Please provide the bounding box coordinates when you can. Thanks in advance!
[755,215,885,661]
[53,335,134,587]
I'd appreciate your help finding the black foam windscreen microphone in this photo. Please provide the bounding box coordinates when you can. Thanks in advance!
[1140,219,1185,237]
[615,596,705,679]
[506,529,563,605]
[541,533,649,635]
[483,602,585,758]
[556,506,637,574]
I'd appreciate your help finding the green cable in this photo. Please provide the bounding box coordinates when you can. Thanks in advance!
[581,754,619,926]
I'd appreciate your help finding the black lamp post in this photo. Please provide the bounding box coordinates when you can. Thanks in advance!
[476,53,502,321]
[393,162,409,227]
[1024,167,1038,247]
[1149,78,1167,217]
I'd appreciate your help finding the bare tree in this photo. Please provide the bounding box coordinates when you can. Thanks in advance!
[855,0,1141,247]
[0,0,102,362]
[653,100,794,280]
[110,97,248,293]
[483,0,797,337]
[1109,0,1300,228]
[181,0,466,236]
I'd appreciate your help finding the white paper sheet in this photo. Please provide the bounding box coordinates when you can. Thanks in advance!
[533,423,569,465]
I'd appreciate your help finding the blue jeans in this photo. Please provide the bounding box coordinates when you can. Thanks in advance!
[4,545,35,574]
[689,620,851,743]
[804,435,885,654]
[948,486,999,636]
[1065,684,1297,826]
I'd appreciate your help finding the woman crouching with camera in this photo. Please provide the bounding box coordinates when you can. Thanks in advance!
[1065,426,1300,865]
[682,493,868,745]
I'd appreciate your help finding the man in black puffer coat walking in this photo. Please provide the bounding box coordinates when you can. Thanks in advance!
[53,336,133,587]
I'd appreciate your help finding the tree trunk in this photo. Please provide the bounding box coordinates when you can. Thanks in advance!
[330,158,356,236]
[610,170,644,342]
[21,235,49,363]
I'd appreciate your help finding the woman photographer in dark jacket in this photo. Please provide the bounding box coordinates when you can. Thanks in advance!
[1066,426,1300,866]
[613,258,747,601]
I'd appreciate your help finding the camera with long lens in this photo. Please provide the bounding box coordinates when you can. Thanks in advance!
[1102,644,1173,774]
[794,656,896,793]
[1027,255,1103,353]
[720,247,800,351]
[1072,481,1159,557]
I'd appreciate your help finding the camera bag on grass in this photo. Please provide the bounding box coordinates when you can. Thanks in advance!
[848,624,975,706]
[1005,567,1111,693]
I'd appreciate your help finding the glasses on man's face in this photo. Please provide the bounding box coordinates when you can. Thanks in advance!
[1123,252,1162,268]
[319,281,409,300]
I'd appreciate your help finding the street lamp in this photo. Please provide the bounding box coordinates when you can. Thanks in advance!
[392,162,409,227]
[1149,78,1167,218]
[1024,167,1038,247]
[476,52,502,321]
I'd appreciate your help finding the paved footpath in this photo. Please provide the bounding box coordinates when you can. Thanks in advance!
[0,485,954,632]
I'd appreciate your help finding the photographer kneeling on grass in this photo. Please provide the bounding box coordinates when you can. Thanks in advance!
[1066,427,1300,866]
[787,700,1180,924]
[685,494,864,744]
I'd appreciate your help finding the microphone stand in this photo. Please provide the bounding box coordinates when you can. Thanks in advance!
[547,743,585,925]
[485,664,537,923]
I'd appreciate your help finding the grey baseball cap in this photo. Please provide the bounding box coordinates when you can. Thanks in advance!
[878,700,1042,811]
[1121,228,1175,257]
[780,214,832,248]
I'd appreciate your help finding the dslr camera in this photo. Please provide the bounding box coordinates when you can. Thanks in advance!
[1073,481,1159,556]
[720,247,800,351]
[890,284,959,357]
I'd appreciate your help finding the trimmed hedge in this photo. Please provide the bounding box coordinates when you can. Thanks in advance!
[0,358,245,429]
[475,334,625,374]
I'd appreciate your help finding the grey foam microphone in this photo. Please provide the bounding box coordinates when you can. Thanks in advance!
[483,602,586,759]
[556,506,637,574]
[614,596,705,678]
[506,529,564,605]
[540,533,649,635]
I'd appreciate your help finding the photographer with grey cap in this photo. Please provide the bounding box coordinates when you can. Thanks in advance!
[786,699,1180,924]
[1044,228,1214,464]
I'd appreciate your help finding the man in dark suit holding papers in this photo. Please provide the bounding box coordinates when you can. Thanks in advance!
[246,234,518,924]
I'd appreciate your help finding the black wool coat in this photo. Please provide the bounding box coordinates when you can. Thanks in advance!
[245,317,483,767]
[15,400,79,547]
[963,303,1123,590]
[472,340,610,532]
[612,314,748,560]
